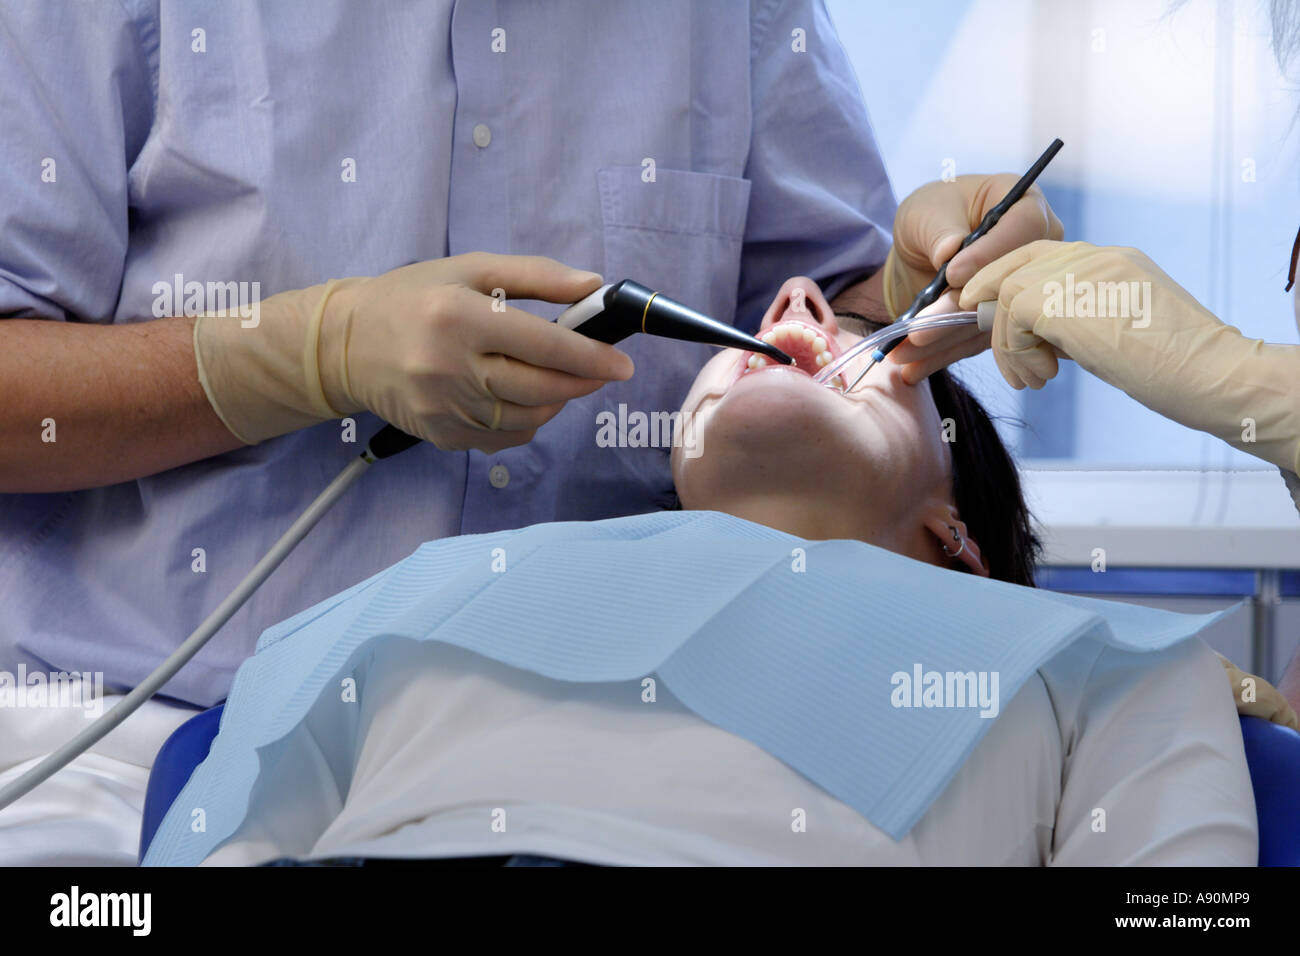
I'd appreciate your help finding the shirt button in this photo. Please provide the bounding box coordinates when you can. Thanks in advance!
[488,464,510,488]
[472,124,492,148]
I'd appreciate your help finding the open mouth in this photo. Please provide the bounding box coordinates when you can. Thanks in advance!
[735,318,846,390]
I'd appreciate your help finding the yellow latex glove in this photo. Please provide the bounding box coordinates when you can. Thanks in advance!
[193,254,632,451]
[881,174,1063,319]
[950,241,1300,473]
[1216,652,1299,731]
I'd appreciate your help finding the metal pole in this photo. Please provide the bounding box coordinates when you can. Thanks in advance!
[1250,569,1280,681]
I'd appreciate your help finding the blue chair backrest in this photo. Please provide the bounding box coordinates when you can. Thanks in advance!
[138,703,224,864]
[1239,715,1300,866]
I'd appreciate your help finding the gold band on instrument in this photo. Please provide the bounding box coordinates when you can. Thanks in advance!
[641,292,659,334]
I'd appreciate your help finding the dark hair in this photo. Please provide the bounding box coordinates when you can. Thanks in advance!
[927,367,1042,587]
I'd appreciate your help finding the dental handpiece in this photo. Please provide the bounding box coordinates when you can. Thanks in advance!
[556,279,795,366]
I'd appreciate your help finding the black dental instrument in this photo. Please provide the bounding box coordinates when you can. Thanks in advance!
[556,279,795,366]
[841,139,1064,395]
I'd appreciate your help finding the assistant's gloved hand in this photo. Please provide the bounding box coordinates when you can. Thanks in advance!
[193,253,633,452]
[1217,652,1299,731]
[929,240,1298,474]
[881,174,1063,319]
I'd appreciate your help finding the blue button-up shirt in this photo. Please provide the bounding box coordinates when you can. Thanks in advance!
[0,0,893,706]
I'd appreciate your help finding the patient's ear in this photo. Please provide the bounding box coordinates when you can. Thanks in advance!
[921,504,989,577]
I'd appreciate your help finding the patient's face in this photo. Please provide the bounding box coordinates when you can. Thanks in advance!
[672,276,952,540]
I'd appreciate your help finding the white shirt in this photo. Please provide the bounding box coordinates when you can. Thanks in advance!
[201,633,1256,866]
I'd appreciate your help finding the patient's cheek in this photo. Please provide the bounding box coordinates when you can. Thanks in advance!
[877,380,949,481]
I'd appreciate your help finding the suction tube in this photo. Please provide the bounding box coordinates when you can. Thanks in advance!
[556,280,794,366]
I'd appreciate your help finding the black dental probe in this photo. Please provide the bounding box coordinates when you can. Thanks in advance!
[556,279,795,366]
[881,138,1065,361]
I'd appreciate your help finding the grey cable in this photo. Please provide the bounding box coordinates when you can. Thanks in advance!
[0,454,373,812]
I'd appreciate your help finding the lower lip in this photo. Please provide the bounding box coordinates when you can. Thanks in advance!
[731,354,815,384]
[742,361,811,378]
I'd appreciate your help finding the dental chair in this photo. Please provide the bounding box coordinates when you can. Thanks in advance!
[137,704,1300,865]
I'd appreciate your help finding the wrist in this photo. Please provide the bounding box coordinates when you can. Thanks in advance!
[314,278,366,417]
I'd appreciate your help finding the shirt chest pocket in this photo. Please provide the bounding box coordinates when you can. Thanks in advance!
[597,166,751,326]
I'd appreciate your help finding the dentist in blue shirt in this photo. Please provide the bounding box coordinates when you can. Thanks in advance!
[0,0,1060,858]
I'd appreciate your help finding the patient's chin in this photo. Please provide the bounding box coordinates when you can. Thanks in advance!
[678,377,850,494]
[709,368,843,439]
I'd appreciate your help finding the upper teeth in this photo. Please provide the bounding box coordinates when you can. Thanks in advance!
[759,323,833,365]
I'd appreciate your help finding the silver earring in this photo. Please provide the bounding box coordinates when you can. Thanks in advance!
[942,525,966,559]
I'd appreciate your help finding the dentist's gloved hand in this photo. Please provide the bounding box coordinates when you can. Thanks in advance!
[923,240,1298,473]
[193,253,633,452]
[882,174,1064,319]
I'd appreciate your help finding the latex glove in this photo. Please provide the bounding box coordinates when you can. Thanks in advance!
[936,240,1299,473]
[193,253,633,452]
[1217,652,1299,731]
[881,173,1063,319]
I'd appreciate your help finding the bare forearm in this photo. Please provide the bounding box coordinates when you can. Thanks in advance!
[1,316,247,493]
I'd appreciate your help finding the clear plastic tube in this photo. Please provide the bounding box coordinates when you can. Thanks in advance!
[815,311,980,392]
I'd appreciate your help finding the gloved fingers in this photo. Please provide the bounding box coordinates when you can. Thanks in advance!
[946,180,1063,288]
[988,302,1053,390]
[971,252,1039,389]
[461,396,566,434]
[427,251,606,306]
[1218,653,1300,730]
[957,241,1073,389]
[1000,287,1059,388]
[912,288,963,320]
[892,182,968,276]
[895,318,984,349]
[956,239,1059,311]
[426,420,541,454]
[893,175,1064,301]
[894,289,976,346]
[475,353,607,408]
[989,301,1028,389]
[413,392,552,447]
[891,326,989,386]
[454,286,635,382]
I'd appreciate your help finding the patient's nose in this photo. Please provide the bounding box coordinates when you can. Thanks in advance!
[758,276,840,338]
